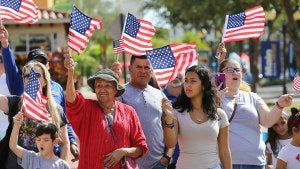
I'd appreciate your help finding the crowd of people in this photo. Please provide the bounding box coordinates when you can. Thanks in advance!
[0,22,299,169]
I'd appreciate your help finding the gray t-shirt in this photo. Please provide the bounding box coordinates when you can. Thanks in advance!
[221,91,266,165]
[19,150,70,169]
[119,83,165,169]
[175,108,229,169]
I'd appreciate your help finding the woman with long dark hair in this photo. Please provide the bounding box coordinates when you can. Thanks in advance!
[162,65,232,169]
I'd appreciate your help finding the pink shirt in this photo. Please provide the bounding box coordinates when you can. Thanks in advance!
[66,91,148,169]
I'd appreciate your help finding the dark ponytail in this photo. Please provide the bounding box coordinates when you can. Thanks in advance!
[287,107,300,134]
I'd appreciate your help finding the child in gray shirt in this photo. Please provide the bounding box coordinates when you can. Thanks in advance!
[9,112,70,169]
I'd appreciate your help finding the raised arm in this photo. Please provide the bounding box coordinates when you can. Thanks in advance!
[161,98,178,148]
[216,42,227,65]
[59,125,70,161]
[258,94,293,128]
[9,112,24,158]
[111,62,123,83]
[63,50,76,103]
[0,26,24,96]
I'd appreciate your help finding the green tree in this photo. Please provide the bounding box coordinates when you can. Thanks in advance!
[54,0,119,71]
[145,0,300,91]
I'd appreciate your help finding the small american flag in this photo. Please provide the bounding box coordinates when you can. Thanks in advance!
[222,5,265,42]
[146,43,198,87]
[121,13,156,56]
[68,5,102,54]
[113,39,124,54]
[22,69,51,121]
[0,0,38,24]
[293,76,300,91]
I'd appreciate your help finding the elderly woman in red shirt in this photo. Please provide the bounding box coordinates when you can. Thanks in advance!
[64,53,148,169]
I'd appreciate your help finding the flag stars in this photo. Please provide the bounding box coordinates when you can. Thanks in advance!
[146,45,175,69]
[1,0,21,11]
[124,13,140,38]
[70,7,92,35]
[227,12,246,29]
[25,70,41,100]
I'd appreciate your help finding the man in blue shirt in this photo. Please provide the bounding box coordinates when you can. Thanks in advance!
[0,26,79,160]
[113,55,173,169]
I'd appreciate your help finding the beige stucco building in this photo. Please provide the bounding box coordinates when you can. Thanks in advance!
[3,0,70,55]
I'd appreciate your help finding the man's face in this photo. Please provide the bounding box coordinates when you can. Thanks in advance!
[170,72,184,87]
[129,58,152,89]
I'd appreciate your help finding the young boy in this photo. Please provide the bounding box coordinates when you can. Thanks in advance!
[9,112,70,169]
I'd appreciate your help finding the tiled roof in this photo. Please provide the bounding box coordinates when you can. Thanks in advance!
[3,9,70,25]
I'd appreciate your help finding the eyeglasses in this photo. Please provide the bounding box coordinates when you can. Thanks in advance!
[23,72,42,79]
[222,67,241,73]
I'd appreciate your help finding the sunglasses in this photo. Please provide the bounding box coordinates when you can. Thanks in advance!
[222,67,241,73]
[23,72,42,79]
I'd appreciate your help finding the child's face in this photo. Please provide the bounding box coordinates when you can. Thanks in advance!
[35,134,58,157]
[272,117,289,137]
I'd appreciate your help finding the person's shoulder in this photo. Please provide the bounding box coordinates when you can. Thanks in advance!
[56,159,70,168]
[51,81,63,90]
[116,101,135,112]
[239,90,261,98]
[217,108,228,119]
[23,149,38,157]
[217,108,226,115]
[278,143,292,157]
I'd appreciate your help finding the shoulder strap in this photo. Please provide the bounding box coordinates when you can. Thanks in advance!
[109,121,126,169]
[229,103,237,123]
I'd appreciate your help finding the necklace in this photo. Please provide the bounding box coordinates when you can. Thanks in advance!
[190,109,206,123]
[196,118,203,122]
[101,104,115,115]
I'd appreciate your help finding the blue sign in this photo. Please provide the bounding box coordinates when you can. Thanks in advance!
[288,42,297,78]
[261,41,281,79]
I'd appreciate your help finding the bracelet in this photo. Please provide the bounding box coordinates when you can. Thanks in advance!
[275,101,284,109]
[164,120,174,129]
[71,142,78,146]
[163,154,171,162]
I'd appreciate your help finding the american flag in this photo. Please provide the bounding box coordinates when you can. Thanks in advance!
[68,5,102,54]
[222,5,265,42]
[121,13,156,56]
[293,76,300,91]
[113,39,124,54]
[0,0,38,24]
[22,69,51,121]
[146,43,198,87]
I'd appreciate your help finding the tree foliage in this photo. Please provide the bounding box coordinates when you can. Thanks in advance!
[146,0,300,89]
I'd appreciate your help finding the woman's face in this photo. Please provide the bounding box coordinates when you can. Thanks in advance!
[272,117,289,138]
[221,61,242,92]
[184,71,202,99]
[23,66,46,88]
[94,79,117,104]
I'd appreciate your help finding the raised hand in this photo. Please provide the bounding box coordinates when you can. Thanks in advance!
[161,97,174,117]
[216,42,227,62]
[63,48,76,71]
[0,26,9,48]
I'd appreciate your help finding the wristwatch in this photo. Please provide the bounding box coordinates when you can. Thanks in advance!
[163,154,172,163]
